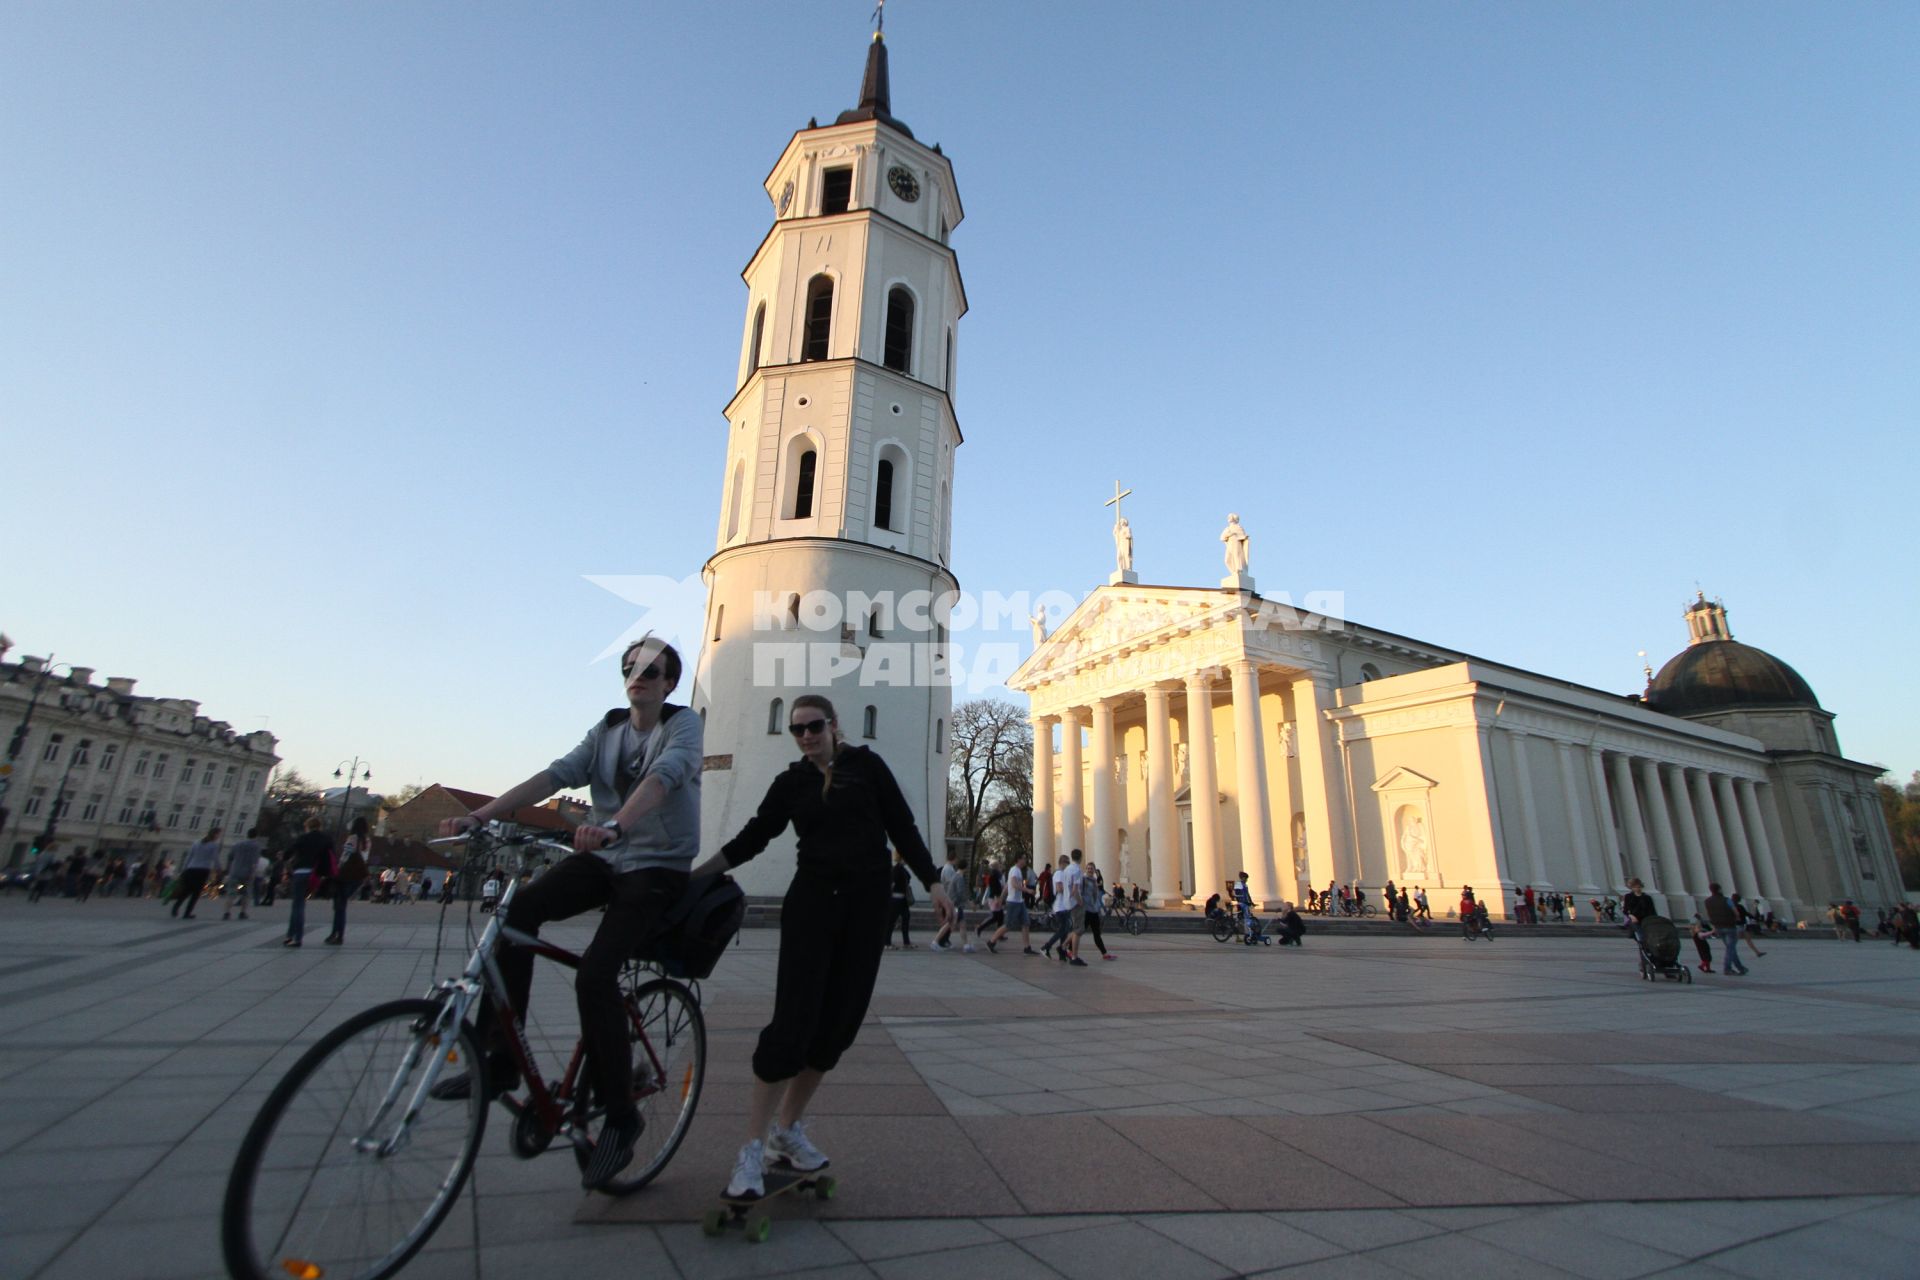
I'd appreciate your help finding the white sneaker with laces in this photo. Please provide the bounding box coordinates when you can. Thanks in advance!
[725,1138,767,1198]
[766,1119,830,1172]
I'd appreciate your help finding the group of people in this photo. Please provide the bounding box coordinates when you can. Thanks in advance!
[1203,873,1308,945]
[888,846,1132,963]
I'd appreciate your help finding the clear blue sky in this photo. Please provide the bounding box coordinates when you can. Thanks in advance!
[4,2,1914,797]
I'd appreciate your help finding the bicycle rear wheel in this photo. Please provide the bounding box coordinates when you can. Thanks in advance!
[222,997,486,1280]
[1126,909,1147,936]
[573,970,706,1196]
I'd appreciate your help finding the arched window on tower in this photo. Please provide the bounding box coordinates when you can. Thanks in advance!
[883,286,914,373]
[748,302,765,376]
[945,329,954,390]
[803,275,833,362]
[767,698,785,735]
[863,705,877,739]
[725,459,746,541]
[874,458,895,532]
[793,450,817,519]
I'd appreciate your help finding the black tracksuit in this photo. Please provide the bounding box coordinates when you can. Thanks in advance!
[722,745,937,1082]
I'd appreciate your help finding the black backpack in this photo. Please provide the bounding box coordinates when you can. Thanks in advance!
[639,873,746,980]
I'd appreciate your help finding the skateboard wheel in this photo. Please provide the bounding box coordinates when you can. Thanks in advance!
[746,1215,771,1243]
[815,1176,837,1201]
[700,1209,726,1237]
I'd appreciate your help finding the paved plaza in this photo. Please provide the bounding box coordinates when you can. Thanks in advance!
[0,893,1916,1279]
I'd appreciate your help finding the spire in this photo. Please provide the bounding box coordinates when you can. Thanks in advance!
[833,5,913,138]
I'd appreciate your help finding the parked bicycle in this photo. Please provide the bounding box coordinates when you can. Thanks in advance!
[1105,894,1150,936]
[220,830,725,1280]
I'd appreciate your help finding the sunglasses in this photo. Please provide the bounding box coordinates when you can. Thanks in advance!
[623,663,664,682]
[788,718,830,738]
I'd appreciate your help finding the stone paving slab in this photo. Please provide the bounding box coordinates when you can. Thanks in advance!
[3,895,1919,1278]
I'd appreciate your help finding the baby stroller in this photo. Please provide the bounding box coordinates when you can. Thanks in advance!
[1636,915,1692,983]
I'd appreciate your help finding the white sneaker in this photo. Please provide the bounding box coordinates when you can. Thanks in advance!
[962,942,976,954]
[765,1119,830,1172]
[931,939,950,951]
[725,1138,766,1198]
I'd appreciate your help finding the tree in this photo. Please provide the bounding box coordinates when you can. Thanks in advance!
[258,767,325,847]
[946,698,1033,883]
[1877,770,1920,891]
[383,783,425,810]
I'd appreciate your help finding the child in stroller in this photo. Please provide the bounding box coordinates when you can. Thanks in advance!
[1636,914,1693,983]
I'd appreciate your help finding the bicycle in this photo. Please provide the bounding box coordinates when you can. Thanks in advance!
[220,831,711,1280]
[1106,897,1149,936]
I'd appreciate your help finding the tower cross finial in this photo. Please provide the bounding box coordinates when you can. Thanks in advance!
[1103,479,1132,524]
[872,0,884,38]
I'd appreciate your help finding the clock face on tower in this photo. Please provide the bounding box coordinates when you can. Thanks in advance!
[887,165,920,202]
[778,180,795,215]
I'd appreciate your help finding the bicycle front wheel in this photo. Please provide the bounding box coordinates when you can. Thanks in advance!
[575,971,706,1196]
[1127,910,1147,936]
[222,997,486,1280]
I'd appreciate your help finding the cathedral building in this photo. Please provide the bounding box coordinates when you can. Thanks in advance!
[1013,573,1899,922]
[691,30,962,893]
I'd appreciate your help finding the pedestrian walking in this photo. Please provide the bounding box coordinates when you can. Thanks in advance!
[1080,863,1113,960]
[693,693,950,1202]
[887,849,916,948]
[931,849,971,952]
[171,828,224,918]
[282,818,332,947]
[1689,915,1715,972]
[993,853,1034,954]
[1703,883,1750,975]
[222,827,265,920]
[324,818,371,944]
[972,860,1006,952]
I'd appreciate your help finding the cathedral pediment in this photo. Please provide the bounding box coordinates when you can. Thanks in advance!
[1371,766,1439,793]
[1014,588,1237,688]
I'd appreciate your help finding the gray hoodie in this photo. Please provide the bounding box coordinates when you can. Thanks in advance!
[548,704,702,874]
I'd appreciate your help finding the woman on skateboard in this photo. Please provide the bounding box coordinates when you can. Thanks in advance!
[694,694,949,1199]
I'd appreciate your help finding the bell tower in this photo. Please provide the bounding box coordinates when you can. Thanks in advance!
[692,23,966,893]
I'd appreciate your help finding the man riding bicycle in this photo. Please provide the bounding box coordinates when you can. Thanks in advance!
[431,635,701,1190]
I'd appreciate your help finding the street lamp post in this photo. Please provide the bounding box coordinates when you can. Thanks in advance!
[332,757,372,838]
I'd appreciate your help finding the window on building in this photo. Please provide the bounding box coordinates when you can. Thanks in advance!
[883,286,914,372]
[167,804,182,829]
[153,753,169,779]
[23,788,45,817]
[191,805,205,829]
[820,166,852,214]
[82,794,101,822]
[100,743,118,772]
[182,758,195,783]
[787,593,801,628]
[118,798,136,824]
[53,794,71,819]
[935,718,945,752]
[203,763,216,786]
[748,302,765,375]
[868,608,883,639]
[73,739,93,766]
[245,771,259,791]
[767,698,785,735]
[874,458,895,531]
[793,449,818,520]
[862,705,877,739]
[802,275,833,361]
[712,604,725,642]
[42,733,63,763]
[726,459,746,541]
[1359,663,1382,683]
[945,330,953,389]
[223,765,237,790]
[134,750,151,777]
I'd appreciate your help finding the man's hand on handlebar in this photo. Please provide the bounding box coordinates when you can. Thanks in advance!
[437,814,482,838]
[573,823,615,854]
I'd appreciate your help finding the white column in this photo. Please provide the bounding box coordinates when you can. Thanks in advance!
[1504,731,1552,888]
[1586,747,1628,893]
[1688,769,1736,890]
[1227,661,1279,907]
[1058,708,1084,860]
[1143,685,1181,905]
[1089,697,1117,885]
[1609,753,1655,891]
[1665,764,1712,900]
[1470,723,1515,890]
[1755,781,1801,909]
[1555,740,1600,892]
[1183,671,1225,907]
[1290,674,1347,898]
[1736,778,1787,905]
[1638,758,1688,916]
[1714,773,1762,897]
[1030,715,1056,869]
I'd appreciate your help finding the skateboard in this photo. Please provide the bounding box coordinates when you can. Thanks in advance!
[701,1166,837,1242]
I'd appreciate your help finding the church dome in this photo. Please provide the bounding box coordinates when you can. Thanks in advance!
[1643,595,1820,715]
